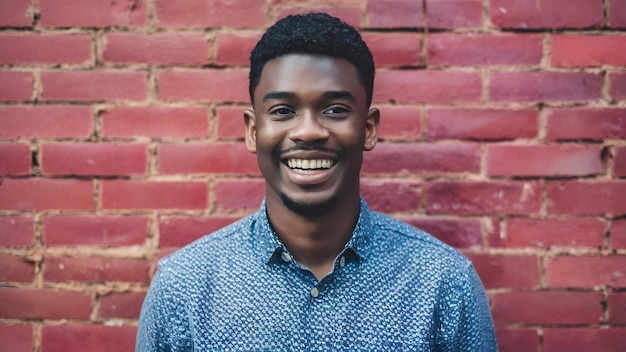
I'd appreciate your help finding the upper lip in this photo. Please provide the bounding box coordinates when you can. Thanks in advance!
[280,150,339,162]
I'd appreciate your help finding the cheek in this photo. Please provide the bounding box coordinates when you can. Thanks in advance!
[255,124,290,147]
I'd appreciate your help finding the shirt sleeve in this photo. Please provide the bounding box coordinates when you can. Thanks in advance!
[136,264,194,352]
[436,260,498,351]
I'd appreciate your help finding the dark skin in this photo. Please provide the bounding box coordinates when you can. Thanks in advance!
[244,54,379,280]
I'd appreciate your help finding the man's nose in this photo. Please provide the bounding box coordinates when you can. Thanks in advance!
[287,111,330,144]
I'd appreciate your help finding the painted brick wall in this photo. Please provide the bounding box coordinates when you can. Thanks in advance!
[1,0,625,350]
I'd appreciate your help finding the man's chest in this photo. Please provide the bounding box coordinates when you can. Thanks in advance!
[186,271,441,350]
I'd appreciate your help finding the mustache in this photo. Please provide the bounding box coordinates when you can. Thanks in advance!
[278,144,339,157]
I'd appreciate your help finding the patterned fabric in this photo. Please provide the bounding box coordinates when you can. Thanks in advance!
[137,198,497,351]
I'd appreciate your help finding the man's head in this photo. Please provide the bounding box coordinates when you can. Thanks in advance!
[249,13,375,107]
[245,13,379,218]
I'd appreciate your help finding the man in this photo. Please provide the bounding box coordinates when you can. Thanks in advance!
[137,13,497,351]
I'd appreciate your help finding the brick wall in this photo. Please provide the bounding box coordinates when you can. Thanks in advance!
[1,0,625,350]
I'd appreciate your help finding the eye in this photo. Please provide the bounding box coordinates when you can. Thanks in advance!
[269,106,296,117]
[322,106,350,116]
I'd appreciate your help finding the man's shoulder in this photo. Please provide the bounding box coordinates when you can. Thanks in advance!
[159,213,255,270]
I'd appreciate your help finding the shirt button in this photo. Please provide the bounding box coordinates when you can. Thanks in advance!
[310,287,319,298]
[280,252,291,262]
[339,256,346,268]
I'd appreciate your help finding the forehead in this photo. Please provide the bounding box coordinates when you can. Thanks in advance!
[255,54,365,102]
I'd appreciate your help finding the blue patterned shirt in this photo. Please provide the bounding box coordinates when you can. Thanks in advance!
[137,199,497,351]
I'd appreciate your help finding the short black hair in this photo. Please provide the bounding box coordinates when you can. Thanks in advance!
[249,13,375,106]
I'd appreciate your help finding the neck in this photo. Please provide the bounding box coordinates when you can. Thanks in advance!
[265,193,361,280]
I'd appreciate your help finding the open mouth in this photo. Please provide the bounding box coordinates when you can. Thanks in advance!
[285,159,335,170]
[280,155,338,186]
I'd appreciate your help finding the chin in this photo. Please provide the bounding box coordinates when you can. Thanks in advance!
[280,193,338,219]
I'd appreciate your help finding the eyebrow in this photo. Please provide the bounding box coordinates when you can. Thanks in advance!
[262,90,357,102]
[262,91,296,102]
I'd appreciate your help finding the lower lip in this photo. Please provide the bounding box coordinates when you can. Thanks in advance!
[281,163,335,186]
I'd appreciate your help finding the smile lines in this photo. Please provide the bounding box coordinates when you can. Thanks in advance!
[286,159,334,170]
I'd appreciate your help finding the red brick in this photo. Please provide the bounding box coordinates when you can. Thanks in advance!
[100,291,146,319]
[495,328,538,352]
[214,179,265,210]
[0,0,32,27]
[465,254,540,289]
[552,35,626,67]
[0,324,32,352]
[427,108,538,140]
[363,143,480,174]
[377,105,421,140]
[363,33,421,67]
[610,72,626,101]
[0,71,33,101]
[0,216,34,247]
[374,70,482,103]
[0,105,93,138]
[158,142,259,175]
[41,71,147,101]
[41,142,148,176]
[503,218,606,249]
[154,0,265,29]
[361,179,421,213]
[608,291,626,324]
[159,216,239,247]
[101,180,207,210]
[485,219,503,247]
[0,287,91,319]
[0,143,30,175]
[0,253,34,282]
[615,147,626,177]
[543,329,626,352]
[545,108,626,140]
[44,256,149,283]
[490,0,603,29]
[491,291,603,324]
[101,106,208,138]
[0,34,90,64]
[610,0,626,28]
[402,217,484,248]
[426,181,541,215]
[0,178,93,211]
[276,7,362,30]
[43,216,147,246]
[159,69,248,102]
[39,0,147,27]
[486,144,603,177]
[490,71,602,102]
[428,33,542,66]
[611,218,626,249]
[546,256,626,288]
[41,325,137,352]
[367,0,424,28]
[216,105,246,139]
[215,33,261,66]
[426,0,482,29]
[547,181,626,215]
[102,33,209,65]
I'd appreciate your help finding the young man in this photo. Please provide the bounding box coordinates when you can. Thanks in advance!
[137,13,497,351]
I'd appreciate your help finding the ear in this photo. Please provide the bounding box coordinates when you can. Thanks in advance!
[243,108,257,154]
[364,107,380,151]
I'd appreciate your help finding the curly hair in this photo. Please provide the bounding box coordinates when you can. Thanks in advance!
[249,13,375,106]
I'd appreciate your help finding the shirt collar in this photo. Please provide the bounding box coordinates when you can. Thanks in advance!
[251,197,373,265]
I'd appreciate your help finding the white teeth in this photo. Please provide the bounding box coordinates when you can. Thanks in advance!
[286,159,333,170]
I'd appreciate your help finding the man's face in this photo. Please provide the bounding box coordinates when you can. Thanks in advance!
[245,54,379,216]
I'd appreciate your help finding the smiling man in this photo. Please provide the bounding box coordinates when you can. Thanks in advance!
[137,13,497,351]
